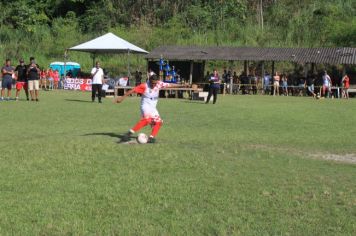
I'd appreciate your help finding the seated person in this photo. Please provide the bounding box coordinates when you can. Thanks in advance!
[66,69,73,78]
[118,77,129,87]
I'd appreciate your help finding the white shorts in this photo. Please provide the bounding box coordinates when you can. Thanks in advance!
[28,80,39,91]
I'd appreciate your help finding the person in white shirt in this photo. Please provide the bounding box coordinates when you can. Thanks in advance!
[91,61,104,103]
[322,70,332,98]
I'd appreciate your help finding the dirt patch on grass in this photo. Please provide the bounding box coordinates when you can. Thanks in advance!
[310,153,356,164]
[243,144,356,164]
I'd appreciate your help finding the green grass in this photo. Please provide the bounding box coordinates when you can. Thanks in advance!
[0,91,355,235]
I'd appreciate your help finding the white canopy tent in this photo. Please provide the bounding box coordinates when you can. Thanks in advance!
[68,32,149,76]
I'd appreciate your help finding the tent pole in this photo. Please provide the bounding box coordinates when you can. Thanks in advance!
[92,53,96,67]
[261,61,265,90]
[189,60,193,84]
[127,50,129,77]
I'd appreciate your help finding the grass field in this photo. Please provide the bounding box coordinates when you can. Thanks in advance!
[0,90,355,235]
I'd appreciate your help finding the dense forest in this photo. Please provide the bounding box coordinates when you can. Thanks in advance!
[0,0,355,74]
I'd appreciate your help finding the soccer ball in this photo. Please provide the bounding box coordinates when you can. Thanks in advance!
[137,133,148,144]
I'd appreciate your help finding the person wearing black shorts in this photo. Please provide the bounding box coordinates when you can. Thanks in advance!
[1,59,14,101]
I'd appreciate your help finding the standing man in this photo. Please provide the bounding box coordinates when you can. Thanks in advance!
[306,72,316,97]
[1,59,14,101]
[27,58,41,101]
[15,58,29,101]
[91,61,104,103]
[263,71,271,95]
[205,69,220,104]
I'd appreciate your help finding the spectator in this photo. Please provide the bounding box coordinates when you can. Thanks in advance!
[47,68,54,90]
[232,71,239,94]
[66,69,73,78]
[27,59,41,101]
[40,69,47,90]
[225,70,232,94]
[53,69,60,89]
[206,69,220,104]
[263,71,271,95]
[249,72,258,95]
[14,58,29,101]
[240,72,249,95]
[342,73,350,99]
[273,71,280,96]
[1,59,14,101]
[322,70,332,98]
[91,61,104,103]
[298,75,306,96]
[306,72,316,97]
[281,73,288,96]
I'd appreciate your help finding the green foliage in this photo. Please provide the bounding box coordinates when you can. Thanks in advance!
[0,0,354,73]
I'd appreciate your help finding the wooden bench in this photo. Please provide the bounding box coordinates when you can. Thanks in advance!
[347,86,356,98]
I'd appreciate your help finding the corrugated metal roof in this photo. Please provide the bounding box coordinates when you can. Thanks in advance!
[145,46,356,65]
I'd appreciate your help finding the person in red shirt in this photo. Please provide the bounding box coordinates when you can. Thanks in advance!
[40,69,47,90]
[342,73,350,99]
[53,70,60,89]
[47,68,55,90]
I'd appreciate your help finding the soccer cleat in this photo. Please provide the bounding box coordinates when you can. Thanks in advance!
[147,137,156,143]
[121,132,133,142]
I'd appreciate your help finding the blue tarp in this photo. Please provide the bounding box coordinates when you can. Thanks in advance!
[49,62,81,77]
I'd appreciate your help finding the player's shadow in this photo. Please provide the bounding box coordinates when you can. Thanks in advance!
[84,132,135,143]
[65,99,93,103]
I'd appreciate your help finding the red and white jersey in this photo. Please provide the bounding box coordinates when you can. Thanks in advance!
[133,81,170,119]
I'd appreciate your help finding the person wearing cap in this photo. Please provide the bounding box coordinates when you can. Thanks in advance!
[14,58,29,101]
[1,59,14,101]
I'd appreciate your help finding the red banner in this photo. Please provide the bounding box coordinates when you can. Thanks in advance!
[64,78,92,91]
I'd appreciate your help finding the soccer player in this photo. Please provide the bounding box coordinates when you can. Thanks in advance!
[114,74,187,143]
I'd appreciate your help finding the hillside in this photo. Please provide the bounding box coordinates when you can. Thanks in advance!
[0,0,355,72]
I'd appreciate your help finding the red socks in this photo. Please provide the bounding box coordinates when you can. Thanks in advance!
[131,118,162,138]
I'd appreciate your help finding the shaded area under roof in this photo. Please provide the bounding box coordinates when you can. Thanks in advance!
[145,46,356,65]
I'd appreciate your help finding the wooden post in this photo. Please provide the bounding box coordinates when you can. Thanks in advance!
[261,61,265,92]
[311,63,315,74]
[189,60,193,85]
[229,60,234,94]
[271,61,275,77]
